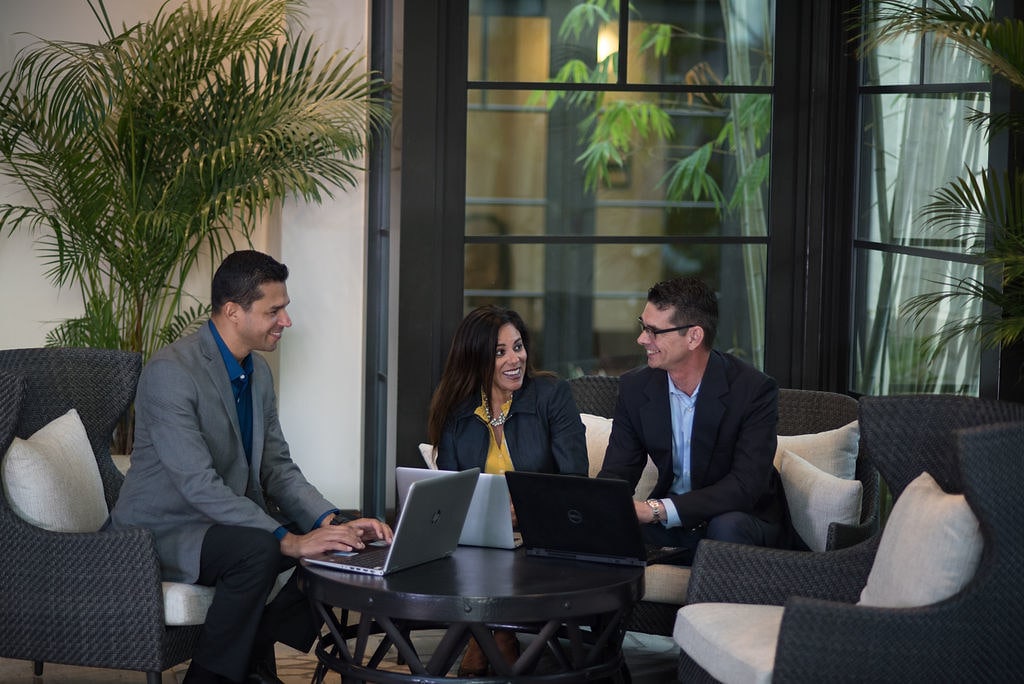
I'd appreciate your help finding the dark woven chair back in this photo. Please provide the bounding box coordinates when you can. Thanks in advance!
[568,374,620,418]
[953,421,1024,678]
[0,347,142,510]
[777,388,857,435]
[0,371,25,456]
[859,394,1024,499]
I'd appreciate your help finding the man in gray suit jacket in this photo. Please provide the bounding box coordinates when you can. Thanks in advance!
[598,276,784,564]
[111,251,391,684]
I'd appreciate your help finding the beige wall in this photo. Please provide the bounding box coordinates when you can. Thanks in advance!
[0,0,374,508]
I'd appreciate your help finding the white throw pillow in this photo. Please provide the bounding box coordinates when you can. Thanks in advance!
[580,413,614,477]
[580,413,658,500]
[1,409,108,532]
[774,419,856,479]
[858,471,982,608]
[778,449,862,552]
[775,419,859,479]
[418,443,438,469]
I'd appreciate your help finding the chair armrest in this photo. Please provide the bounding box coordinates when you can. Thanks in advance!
[1,510,167,654]
[826,518,878,550]
[771,596,971,682]
[685,537,879,606]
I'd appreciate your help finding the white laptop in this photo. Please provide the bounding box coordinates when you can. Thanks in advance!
[396,467,522,550]
[303,468,479,575]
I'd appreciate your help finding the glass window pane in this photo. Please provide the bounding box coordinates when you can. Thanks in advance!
[469,1,773,87]
[466,90,772,238]
[860,0,992,86]
[629,0,774,87]
[465,242,766,376]
[856,92,989,252]
[468,13,552,83]
[466,103,547,201]
[851,249,982,396]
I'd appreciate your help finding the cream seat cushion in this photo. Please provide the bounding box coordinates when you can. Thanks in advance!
[163,569,294,626]
[674,603,782,684]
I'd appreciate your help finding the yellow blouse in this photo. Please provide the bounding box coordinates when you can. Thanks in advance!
[474,396,514,474]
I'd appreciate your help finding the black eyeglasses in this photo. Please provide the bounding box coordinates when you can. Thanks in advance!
[637,317,697,337]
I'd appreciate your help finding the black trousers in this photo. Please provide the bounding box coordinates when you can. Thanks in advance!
[190,525,322,682]
[641,510,782,566]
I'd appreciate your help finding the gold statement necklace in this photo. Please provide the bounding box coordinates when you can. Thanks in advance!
[481,388,511,427]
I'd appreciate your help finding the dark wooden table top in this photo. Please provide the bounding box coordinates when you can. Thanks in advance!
[299,545,645,625]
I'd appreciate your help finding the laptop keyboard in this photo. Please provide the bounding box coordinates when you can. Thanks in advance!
[340,546,390,568]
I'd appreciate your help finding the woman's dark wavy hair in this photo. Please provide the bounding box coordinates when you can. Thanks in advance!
[427,305,544,445]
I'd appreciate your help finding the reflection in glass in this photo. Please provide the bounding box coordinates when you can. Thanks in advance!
[857,92,989,251]
[465,1,774,377]
[859,0,992,87]
[852,249,982,396]
[465,243,766,377]
[469,1,774,87]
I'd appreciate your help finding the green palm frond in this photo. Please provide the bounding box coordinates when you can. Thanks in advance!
[0,0,389,363]
[859,1,1024,92]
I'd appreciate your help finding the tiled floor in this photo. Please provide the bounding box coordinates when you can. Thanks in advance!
[0,630,679,683]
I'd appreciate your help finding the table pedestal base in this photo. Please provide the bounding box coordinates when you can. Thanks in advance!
[311,604,633,683]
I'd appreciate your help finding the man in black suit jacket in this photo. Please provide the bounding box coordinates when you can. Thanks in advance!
[597,276,784,562]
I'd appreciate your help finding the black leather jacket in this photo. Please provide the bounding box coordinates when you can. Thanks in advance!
[436,374,588,475]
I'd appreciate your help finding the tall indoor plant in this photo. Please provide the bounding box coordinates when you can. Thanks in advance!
[859,1,1024,352]
[0,0,389,451]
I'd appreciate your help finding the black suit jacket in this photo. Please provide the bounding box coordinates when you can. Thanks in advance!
[598,351,784,529]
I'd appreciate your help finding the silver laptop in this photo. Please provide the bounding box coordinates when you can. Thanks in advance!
[303,468,479,575]
[396,467,521,549]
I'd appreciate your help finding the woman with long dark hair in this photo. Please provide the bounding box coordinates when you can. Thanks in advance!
[427,305,587,675]
[428,305,587,475]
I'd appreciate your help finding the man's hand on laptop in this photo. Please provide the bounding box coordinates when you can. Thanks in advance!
[281,517,393,558]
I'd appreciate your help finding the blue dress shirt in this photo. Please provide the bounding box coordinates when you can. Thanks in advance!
[660,381,699,528]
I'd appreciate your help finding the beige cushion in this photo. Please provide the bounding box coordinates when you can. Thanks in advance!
[859,471,982,608]
[674,602,783,684]
[580,413,659,500]
[163,568,294,626]
[778,449,862,552]
[418,443,438,469]
[643,563,690,604]
[1,409,108,532]
[775,420,859,479]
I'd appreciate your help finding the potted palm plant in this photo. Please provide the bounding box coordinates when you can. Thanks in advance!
[858,1,1024,353]
[0,0,389,452]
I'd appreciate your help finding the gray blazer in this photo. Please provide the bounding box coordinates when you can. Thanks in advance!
[110,323,335,583]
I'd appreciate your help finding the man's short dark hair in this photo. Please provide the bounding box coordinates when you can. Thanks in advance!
[211,250,289,313]
[647,276,718,349]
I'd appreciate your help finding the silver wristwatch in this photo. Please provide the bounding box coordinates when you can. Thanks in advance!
[645,498,663,524]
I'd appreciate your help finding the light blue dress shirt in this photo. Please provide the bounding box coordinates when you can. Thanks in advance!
[659,380,699,528]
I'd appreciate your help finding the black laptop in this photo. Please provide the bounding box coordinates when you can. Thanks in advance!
[504,471,648,566]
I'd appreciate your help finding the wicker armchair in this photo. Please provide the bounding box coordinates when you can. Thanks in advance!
[0,347,200,683]
[568,376,879,637]
[677,394,1024,682]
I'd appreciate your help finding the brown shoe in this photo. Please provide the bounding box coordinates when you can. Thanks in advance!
[457,637,488,677]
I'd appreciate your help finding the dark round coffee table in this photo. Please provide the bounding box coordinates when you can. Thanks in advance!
[298,546,645,683]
